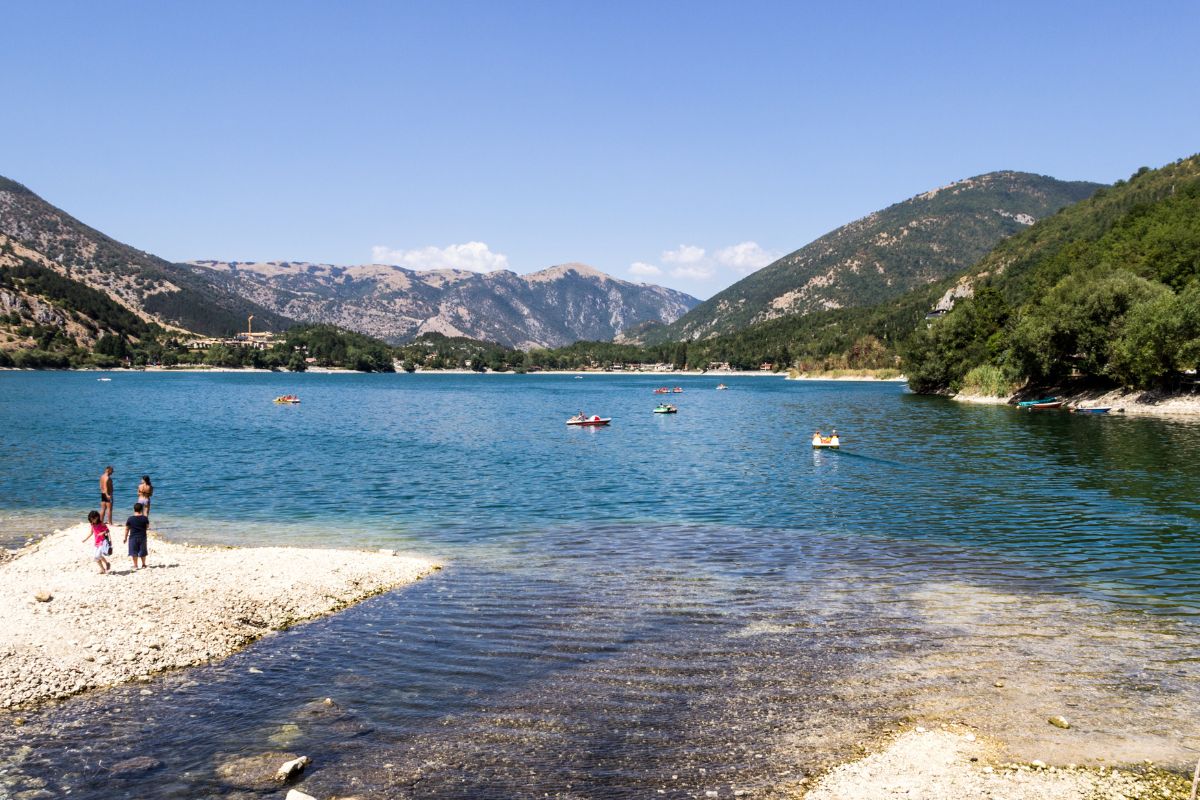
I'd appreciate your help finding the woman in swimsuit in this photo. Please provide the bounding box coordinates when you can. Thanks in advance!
[137,475,154,518]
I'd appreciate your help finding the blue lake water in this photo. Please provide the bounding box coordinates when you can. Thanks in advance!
[0,371,1198,798]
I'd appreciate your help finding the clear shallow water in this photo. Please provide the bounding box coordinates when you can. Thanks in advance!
[0,372,1198,798]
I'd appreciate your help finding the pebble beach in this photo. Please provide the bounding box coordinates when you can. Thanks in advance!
[0,525,439,710]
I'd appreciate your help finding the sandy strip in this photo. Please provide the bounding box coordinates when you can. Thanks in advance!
[786,374,907,382]
[0,525,440,710]
[952,392,1012,405]
[803,728,1191,799]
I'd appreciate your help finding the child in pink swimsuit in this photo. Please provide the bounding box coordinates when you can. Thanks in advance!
[84,510,111,574]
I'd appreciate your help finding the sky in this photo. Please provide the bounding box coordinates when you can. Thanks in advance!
[2,1,1198,300]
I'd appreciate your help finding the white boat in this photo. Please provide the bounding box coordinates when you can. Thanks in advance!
[567,414,611,426]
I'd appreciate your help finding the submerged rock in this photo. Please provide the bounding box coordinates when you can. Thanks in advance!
[109,755,164,776]
[213,750,299,790]
[268,723,304,748]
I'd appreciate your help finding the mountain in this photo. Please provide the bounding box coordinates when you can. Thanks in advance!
[0,176,290,336]
[185,260,698,349]
[904,155,1200,393]
[645,171,1102,343]
[0,233,161,366]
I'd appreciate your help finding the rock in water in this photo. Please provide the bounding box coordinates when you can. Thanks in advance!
[275,755,311,782]
[214,751,298,789]
[1048,715,1071,729]
[109,756,164,776]
[286,791,317,800]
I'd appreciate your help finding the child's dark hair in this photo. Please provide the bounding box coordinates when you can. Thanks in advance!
[87,510,100,524]
[133,502,144,513]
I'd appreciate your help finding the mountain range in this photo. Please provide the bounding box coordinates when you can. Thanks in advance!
[187,260,697,348]
[644,171,1102,343]
[0,175,696,349]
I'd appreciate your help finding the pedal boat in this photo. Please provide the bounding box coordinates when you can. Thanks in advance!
[567,414,611,426]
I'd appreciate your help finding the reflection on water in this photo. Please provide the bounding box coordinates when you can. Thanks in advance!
[0,373,1198,797]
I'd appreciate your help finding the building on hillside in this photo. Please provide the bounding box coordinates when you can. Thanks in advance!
[185,332,279,351]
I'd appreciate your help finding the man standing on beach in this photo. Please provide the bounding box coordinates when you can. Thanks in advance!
[99,466,114,525]
[124,502,149,570]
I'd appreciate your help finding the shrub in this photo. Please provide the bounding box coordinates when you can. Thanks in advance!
[959,364,1019,397]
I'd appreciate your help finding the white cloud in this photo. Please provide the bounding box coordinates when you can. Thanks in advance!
[714,241,779,273]
[371,241,510,272]
[670,265,715,280]
[634,240,781,286]
[662,244,706,264]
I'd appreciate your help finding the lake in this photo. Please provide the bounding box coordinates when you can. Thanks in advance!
[0,371,1197,798]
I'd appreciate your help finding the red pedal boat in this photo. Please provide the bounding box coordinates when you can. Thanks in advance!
[567,414,611,426]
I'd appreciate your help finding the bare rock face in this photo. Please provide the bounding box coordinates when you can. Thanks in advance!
[187,260,699,348]
[933,277,977,313]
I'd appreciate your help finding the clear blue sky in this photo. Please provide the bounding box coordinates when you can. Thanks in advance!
[2,1,1197,299]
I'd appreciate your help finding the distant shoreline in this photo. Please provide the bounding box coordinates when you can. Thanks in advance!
[0,366,792,377]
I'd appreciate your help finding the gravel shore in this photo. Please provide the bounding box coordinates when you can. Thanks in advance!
[954,389,1200,416]
[0,525,439,709]
[804,728,1192,800]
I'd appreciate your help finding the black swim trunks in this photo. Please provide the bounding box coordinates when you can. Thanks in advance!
[127,532,148,558]
[100,493,112,504]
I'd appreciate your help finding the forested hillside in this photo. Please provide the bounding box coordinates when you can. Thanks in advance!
[904,155,1200,394]
[646,171,1101,343]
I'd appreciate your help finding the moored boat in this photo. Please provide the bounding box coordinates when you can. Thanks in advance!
[1017,396,1059,407]
[1072,406,1113,414]
[653,404,677,414]
[1028,400,1063,410]
[653,387,670,394]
